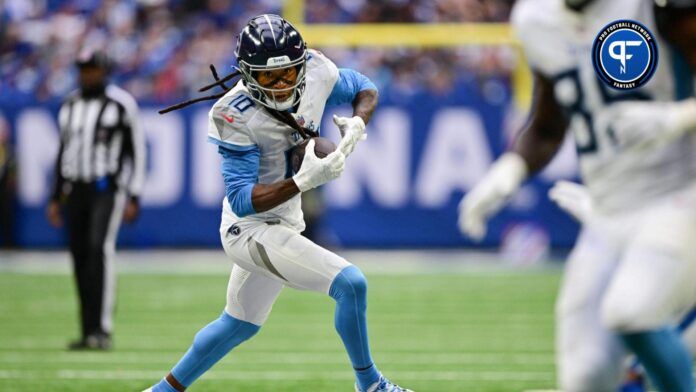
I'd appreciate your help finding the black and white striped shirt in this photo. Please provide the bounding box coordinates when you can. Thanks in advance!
[51,85,146,199]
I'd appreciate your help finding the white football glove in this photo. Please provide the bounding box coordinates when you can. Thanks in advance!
[292,139,346,192]
[458,153,527,241]
[548,181,594,223]
[334,114,366,157]
[607,97,696,149]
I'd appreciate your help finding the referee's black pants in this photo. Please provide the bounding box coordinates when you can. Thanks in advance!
[66,181,124,338]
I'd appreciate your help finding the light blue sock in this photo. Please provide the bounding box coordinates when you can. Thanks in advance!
[158,311,260,389]
[621,328,694,392]
[329,265,381,391]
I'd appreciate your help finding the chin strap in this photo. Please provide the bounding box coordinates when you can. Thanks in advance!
[265,108,317,140]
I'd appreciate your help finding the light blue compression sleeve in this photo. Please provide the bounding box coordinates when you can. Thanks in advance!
[210,142,259,217]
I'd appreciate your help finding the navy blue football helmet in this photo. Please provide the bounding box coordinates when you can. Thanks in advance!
[564,0,597,11]
[235,14,307,111]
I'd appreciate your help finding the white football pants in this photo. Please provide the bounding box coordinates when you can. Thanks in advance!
[556,183,696,391]
[218,202,350,326]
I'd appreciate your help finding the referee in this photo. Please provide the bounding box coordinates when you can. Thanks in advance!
[46,50,146,350]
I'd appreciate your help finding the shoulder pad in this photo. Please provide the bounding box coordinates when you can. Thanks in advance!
[511,0,565,77]
[306,48,340,86]
[511,0,557,35]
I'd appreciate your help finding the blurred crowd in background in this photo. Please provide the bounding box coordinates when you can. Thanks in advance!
[0,0,516,105]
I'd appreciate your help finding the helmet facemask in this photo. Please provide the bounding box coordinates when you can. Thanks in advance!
[238,53,307,111]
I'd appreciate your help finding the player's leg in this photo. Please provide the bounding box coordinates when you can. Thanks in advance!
[620,307,696,392]
[601,192,696,392]
[150,264,283,392]
[679,308,696,358]
[328,265,383,391]
[228,223,409,391]
[556,228,625,392]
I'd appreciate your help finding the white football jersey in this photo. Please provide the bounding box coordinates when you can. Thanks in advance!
[512,0,696,212]
[208,49,340,231]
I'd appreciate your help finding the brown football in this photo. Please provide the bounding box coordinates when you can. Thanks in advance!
[291,137,337,173]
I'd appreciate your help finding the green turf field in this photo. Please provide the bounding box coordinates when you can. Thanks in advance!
[0,268,560,391]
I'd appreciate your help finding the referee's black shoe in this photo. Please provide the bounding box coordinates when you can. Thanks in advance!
[68,333,112,350]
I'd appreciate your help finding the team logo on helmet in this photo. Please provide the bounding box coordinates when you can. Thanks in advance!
[591,20,658,90]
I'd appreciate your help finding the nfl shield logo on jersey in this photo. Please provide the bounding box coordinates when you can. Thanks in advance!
[591,20,658,90]
[293,113,316,132]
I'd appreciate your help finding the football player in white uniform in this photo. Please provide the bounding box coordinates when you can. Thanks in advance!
[458,0,696,391]
[550,180,696,390]
[145,15,411,392]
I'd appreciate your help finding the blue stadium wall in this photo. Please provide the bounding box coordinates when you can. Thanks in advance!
[4,79,580,248]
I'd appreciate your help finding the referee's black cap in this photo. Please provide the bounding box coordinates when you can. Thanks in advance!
[76,49,111,70]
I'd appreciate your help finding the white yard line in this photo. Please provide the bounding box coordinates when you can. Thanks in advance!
[0,342,555,352]
[0,369,554,382]
[0,352,555,365]
[522,390,562,392]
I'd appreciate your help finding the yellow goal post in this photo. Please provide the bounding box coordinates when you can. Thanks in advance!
[282,0,532,109]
